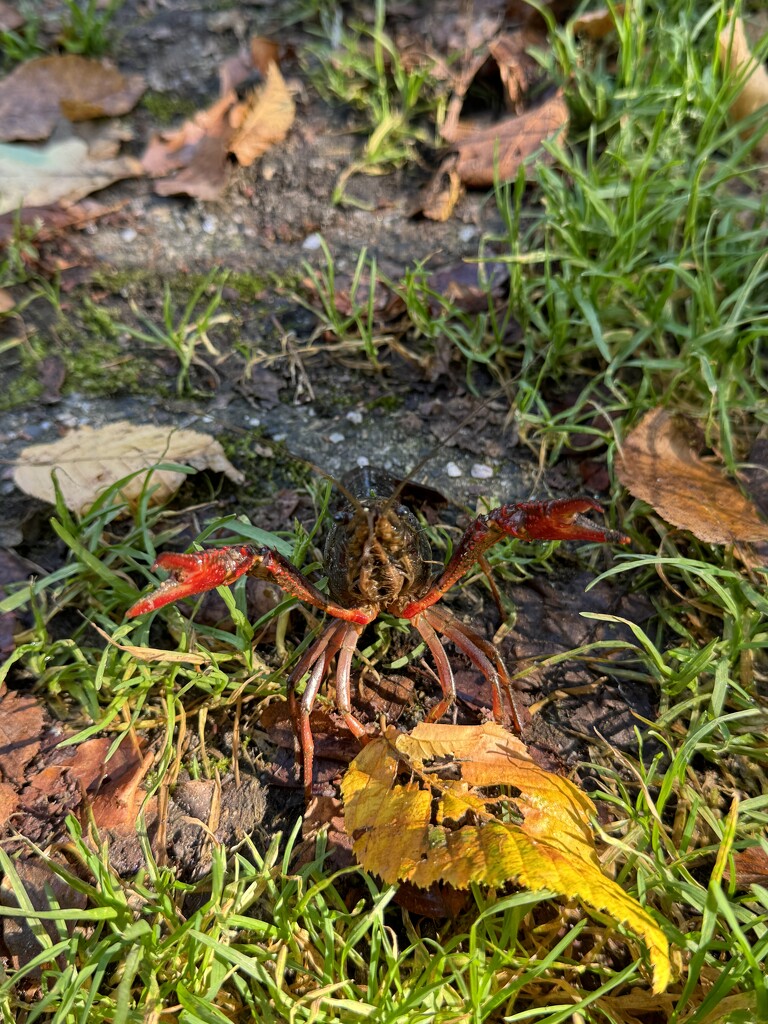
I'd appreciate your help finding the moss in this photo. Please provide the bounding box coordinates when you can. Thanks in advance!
[141,90,198,125]
[367,393,403,412]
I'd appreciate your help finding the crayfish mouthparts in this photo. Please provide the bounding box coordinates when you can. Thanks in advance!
[125,475,629,799]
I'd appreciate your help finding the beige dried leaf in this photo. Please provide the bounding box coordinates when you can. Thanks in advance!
[229,61,295,167]
[14,421,244,515]
[616,408,768,544]
[719,15,768,158]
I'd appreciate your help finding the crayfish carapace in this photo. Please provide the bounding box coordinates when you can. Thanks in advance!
[127,466,629,797]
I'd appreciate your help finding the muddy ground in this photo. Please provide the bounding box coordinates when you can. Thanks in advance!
[1,0,658,860]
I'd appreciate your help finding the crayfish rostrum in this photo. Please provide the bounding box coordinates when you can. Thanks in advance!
[127,467,629,797]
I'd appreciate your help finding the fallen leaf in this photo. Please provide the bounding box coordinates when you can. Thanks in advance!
[229,62,295,167]
[342,723,670,994]
[0,687,44,784]
[572,6,626,39]
[144,39,293,200]
[728,845,768,887]
[0,200,117,247]
[13,421,244,514]
[616,408,768,544]
[0,133,142,214]
[719,14,768,158]
[488,30,546,108]
[0,287,14,313]
[0,55,145,142]
[86,750,156,835]
[454,90,568,187]
[144,91,236,200]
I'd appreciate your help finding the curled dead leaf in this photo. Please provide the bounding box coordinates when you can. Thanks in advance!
[616,408,768,544]
[342,723,670,993]
[13,421,244,514]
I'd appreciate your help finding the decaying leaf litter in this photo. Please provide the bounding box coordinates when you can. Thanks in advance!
[1,0,768,1019]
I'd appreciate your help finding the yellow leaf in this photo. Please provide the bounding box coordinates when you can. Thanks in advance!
[342,725,671,994]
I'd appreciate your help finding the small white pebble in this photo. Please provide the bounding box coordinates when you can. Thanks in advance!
[272,433,286,443]
[120,227,137,243]
[328,432,345,444]
[247,416,261,428]
[346,410,363,425]
[201,215,217,234]
[302,232,324,251]
[445,462,462,478]
[471,463,494,479]
[458,225,478,242]
[356,455,370,467]
[261,162,277,182]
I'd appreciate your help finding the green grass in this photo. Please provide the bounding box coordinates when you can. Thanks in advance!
[3,0,768,1020]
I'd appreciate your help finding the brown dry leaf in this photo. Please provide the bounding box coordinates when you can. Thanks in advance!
[572,5,626,39]
[616,408,768,544]
[87,750,156,834]
[13,421,244,515]
[144,91,236,200]
[719,14,768,158]
[342,723,670,994]
[92,622,210,666]
[0,687,44,784]
[0,55,145,142]
[229,62,295,167]
[454,90,568,187]
[0,287,14,313]
[0,200,117,247]
[488,29,547,108]
[728,845,768,887]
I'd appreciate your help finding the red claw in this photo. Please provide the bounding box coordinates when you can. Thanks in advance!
[492,498,631,544]
[126,545,260,618]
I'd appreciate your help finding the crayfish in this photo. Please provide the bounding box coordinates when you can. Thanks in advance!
[127,466,629,797]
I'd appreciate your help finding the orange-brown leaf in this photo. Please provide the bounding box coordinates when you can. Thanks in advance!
[454,90,568,187]
[616,408,768,544]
